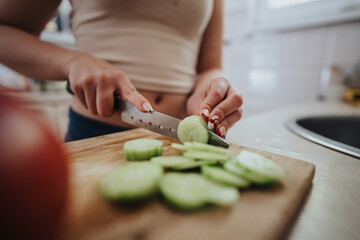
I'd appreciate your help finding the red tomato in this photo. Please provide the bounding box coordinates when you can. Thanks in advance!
[0,92,68,240]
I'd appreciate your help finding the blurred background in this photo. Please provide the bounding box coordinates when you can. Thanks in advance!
[1,0,359,140]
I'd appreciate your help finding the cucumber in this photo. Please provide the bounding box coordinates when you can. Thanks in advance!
[201,166,250,188]
[124,139,163,161]
[159,173,239,210]
[236,151,286,182]
[183,151,230,162]
[177,115,209,144]
[150,155,193,168]
[183,142,236,155]
[100,162,163,202]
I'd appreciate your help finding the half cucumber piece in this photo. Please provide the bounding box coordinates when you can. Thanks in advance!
[201,165,250,188]
[160,173,239,210]
[177,115,209,144]
[124,139,163,161]
[236,151,286,184]
[100,162,163,203]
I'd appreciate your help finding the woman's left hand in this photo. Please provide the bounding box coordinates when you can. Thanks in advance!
[186,77,243,138]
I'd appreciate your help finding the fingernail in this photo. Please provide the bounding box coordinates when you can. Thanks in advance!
[202,109,209,120]
[208,121,215,130]
[217,126,226,138]
[143,102,153,113]
[209,115,220,127]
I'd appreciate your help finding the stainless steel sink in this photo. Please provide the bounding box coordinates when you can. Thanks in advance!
[286,116,360,159]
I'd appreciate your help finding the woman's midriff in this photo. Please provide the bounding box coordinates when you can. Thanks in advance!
[70,90,190,128]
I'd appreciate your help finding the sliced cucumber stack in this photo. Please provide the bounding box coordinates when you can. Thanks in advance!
[177,115,209,144]
[100,137,287,211]
[124,139,163,161]
[100,162,163,203]
[201,165,250,188]
[236,151,286,184]
[160,173,239,210]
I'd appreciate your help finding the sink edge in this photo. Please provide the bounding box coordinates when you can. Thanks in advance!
[285,117,360,159]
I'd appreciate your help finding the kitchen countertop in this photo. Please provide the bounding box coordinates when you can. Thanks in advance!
[227,100,360,240]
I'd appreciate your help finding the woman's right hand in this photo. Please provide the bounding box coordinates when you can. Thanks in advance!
[66,53,153,117]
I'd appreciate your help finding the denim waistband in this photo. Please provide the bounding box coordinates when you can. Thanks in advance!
[65,108,130,142]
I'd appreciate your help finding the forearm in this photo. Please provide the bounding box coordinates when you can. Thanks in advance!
[0,25,80,81]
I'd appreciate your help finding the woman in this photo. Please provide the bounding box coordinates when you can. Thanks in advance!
[0,0,242,141]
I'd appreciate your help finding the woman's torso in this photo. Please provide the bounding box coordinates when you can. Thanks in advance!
[69,0,213,126]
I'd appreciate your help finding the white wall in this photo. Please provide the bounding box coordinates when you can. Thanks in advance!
[223,0,360,117]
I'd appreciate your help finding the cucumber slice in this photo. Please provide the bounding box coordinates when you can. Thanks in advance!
[184,142,236,155]
[224,159,277,185]
[206,183,240,207]
[242,170,275,185]
[223,159,247,176]
[183,151,230,162]
[201,165,250,188]
[100,162,163,202]
[177,115,209,144]
[170,143,187,151]
[171,160,211,170]
[124,139,163,161]
[236,151,286,182]
[150,155,193,168]
[160,173,239,210]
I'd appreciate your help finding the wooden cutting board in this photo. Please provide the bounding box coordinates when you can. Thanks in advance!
[57,128,315,240]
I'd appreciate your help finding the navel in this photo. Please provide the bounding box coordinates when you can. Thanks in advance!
[155,95,163,104]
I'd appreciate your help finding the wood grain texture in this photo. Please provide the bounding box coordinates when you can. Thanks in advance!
[57,128,315,240]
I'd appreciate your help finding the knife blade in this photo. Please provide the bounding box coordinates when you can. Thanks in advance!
[114,96,229,148]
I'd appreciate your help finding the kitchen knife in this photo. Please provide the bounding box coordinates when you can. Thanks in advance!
[114,95,229,148]
[66,82,229,148]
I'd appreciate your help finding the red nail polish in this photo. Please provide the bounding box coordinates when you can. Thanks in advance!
[217,129,222,137]
[202,112,209,120]
[209,118,216,124]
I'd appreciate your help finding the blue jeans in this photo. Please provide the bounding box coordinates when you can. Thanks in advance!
[64,108,130,142]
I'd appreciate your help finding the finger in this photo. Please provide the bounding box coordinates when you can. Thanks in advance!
[198,77,229,120]
[96,84,115,117]
[118,78,153,113]
[72,83,87,109]
[208,88,243,129]
[216,108,243,138]
[82,78,98,115]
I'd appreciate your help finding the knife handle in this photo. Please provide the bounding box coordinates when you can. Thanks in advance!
[66,81,121,110]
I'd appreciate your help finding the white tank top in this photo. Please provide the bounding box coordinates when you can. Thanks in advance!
[70,0,213,94]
